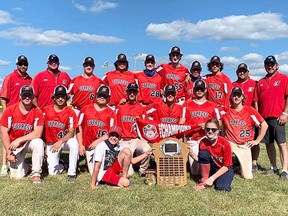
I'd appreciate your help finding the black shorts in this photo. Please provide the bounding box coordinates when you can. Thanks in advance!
[263,118,286,144]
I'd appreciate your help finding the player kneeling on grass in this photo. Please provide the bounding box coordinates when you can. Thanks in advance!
[0,85,44,183]
[42,85,79,183]
[91,126,153,189]
[189,119,234,191]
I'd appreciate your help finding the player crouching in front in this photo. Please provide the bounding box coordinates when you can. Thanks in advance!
[42,85,79,183]
[189,119,234,191]
[0,85,44,183]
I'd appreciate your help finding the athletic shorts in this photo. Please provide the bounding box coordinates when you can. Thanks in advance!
[101,159,123,186]
[263,118,286,144]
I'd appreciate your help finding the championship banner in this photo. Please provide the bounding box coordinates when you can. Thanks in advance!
[136,118,199,143]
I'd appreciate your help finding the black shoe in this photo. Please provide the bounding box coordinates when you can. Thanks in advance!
[262,169,279,176]
[252,165,258,173]
[59,160,68,173]
[280,171,288,181]
[68,175,77,183]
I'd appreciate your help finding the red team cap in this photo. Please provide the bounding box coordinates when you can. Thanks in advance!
[193,79,206,90]
[109,125,122,137]
[97,85,111,97]
[53,85,68,96]
[231,86,244,95]
[83,57,95,65]
[190,61,202,70]
[145,54,155,63]
[264,55,277,64]
[47,54,59,62]
[164,84,176,94]
[237,63,249,72]
[127,82,139,91]
[16,55,28,64]
[169,46,182,55]
[20,85,34,96]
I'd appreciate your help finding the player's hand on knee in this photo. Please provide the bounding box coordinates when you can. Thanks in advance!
[7,152,16,163]
[9,138,22,151]
[79,145,86,156]
[51,141,62,153]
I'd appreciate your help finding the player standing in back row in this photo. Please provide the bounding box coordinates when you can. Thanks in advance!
[156,46,189,105]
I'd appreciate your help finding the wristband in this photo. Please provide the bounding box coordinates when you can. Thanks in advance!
[209,177,215,182]
[282,112,288,116]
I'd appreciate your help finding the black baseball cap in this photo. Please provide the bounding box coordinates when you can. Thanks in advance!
[193,80,206,90]
[53,85,68,96]
[127,82,139,91]
[145,54,155,63]
[83,57,95,65]
[164,84,176,94]
[20,85,34,96]
[169,46,182,55]
[190,61,202,70]
[209,56,221,64]
[237,63,248,72]
[97,85,111,97]
[231,87,243,95]
[47,54,59,62]
[16,55,28,64]
[116,53,128,62]
[264,55,277,64]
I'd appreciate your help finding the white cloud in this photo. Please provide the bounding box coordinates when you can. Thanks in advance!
[0,26,124,46]
[220,46,240,52]
[72,0,118,13]
[59,65,72,71]
[146,13,288,41]
[0,9,14,25]
[0,60,10,66]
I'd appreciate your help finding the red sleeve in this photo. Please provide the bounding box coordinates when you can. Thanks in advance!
[0,107,12,127]
[31,74,40,97]
[222,138,233,167]
[0,74,11,99]
[253,84,259,102]
[224,75,232,107]
[35,108,44,126]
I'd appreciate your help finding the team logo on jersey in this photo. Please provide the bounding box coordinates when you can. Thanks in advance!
[247,87,254,92]
[112,79,128,85]
[166,74,181,81]
[87,120,105,127]
[191,111,209,118]
[141,83,157,89]
[122,116,135,123]
[12,123,33,131]
[208,83,220,90]
[274,81,280,86]
[62,80,67,85]
[79,85,94,92]
[47,121,65,129]
[143,124,159,140]
[160,117,177,124]
[229,119,246,126]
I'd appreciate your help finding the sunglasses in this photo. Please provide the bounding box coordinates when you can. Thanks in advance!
[205,127,218,133]
[55,94,66,99]
[165,92,176,97]
[195,88,205,92]
[18,62,28,66]
[97,94,109,99]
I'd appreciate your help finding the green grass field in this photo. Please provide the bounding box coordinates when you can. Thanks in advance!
[1,143,288,215]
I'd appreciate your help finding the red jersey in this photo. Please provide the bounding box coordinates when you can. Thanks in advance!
[254,72,288,118]
[32,70,71,109]
[42,105,77,143]
[144,101,184,124]
[156,63,188,99]
[203,73,232,107]
[232,78,256,107]
[199,136,233,168]
[102,70,135,106]
[78,104,117,147]
[183,80,196,100]
[135,71,162,105]
[183,99,220,140]
[68,75,103,110]
[221,106,264,145]
[0,103,44,146]
[116,102,145,139]
[0,70,32,107]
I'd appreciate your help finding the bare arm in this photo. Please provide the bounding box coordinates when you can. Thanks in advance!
[131,148,154,164]
[76,126,85,156]
[1,98,7,109]
[91,161,101,189]
[51,127,75,153]
[0,126,16,162]
[204,166,229,187]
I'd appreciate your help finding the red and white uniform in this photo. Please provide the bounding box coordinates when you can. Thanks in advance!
[203,73,232,107]
[199,136,233,168]
[156,63,188,99]
[232,78,256,107]
[144,101,184,124]
[116,102,145,139]
[78,104,117,147]
[0,70,32,107]
[221,106,264,145]
[32,70,71,109]
[254,72,288,118]
[184,99,220,140]
[183,80,197,100]
[42,105,77,143]
[135,71,162,105]
[102,70,135,106]
[0,103,44,146]
[68,75,103,110]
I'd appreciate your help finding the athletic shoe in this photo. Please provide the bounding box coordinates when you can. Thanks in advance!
[59,159,68,173]
[68,175,77,183]
[280,171,288,181]
[1,165,8,176]
[262,169,279,176]
[252,165,258,173]
[31,176,42,184]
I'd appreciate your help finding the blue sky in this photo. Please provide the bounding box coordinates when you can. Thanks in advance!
[1,0,288,87]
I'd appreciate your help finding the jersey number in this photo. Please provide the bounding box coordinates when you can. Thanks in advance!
[57,129,68,139]
[150,90,160,97]
[97,129,108,138]
[215,91,223,99]
[240,130,251,138]
[90,93,95,101]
